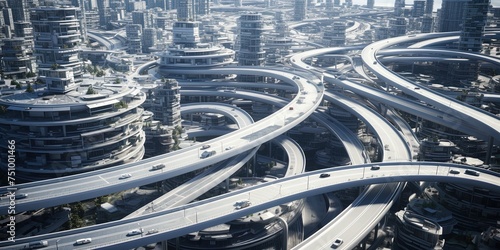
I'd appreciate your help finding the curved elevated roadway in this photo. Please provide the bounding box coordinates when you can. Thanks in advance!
[1,163,498,250]
[0,67,322,213]
[126,102,305,219]
[361,32,500,143]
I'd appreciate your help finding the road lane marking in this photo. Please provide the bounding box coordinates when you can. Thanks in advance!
[99,175,110,184]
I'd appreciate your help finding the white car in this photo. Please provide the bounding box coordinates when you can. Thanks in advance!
[119,173,132,179]
[151,164,165,170]
[225,146,233,151]
[331,238,343,248]
[75,238,92,245]
[127,229,142,236]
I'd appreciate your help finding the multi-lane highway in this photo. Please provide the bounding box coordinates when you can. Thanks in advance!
[2,163,498,250]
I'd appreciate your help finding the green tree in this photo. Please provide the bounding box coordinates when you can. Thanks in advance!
[86,85,97,95]
[26,83,34,93]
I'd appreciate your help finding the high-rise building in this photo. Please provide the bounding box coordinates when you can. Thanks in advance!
[31,6,83,90]
[2,7,14,32]
[178,0,193,21]
[97,0,111,29]
[367,0,374,9]
[142,27,157,53]
[132,10,153,29]
[421,15,434,33]
[148,79,181,128]
[323,22,346,47]
[7,0,30,23]
[0,38,36,79]
[458,0,489,53]
[158,20,235,77]
[425,0,434,14]
[294,0,306,21]
[126,24,143,54]
[454,0,490,81]
[238,13,265,67]
[394,0,405,16]
[195,0,209,16]
[437,0,469,32]
[326,0,333,9]
[413,0,426,17]
[389,17,407,37]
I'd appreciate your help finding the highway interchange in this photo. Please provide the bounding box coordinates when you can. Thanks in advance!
[1,31,500,249]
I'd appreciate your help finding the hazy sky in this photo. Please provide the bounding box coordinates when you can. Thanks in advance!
[351,0,500,10]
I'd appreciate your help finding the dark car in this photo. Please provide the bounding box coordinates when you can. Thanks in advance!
[464,169,479,176]
[320,173,330,178]
[371,165,380,170]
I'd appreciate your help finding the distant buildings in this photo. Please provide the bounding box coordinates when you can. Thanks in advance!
[294,0,307,21]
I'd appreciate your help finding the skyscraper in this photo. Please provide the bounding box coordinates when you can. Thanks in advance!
[178,0,194,21]
[238,13,265,67]
[238,13,265,82]
[31,6,83,91]
[367,0,374,9]
[394,0,405,16]
[294,0,306,21]
[455,0,490,81]
[7,0,30,23]
[413,0,426,17]
[437,0,469,32]
[425,0,434,14]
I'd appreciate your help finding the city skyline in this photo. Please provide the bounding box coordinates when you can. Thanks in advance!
[0,0,499,249]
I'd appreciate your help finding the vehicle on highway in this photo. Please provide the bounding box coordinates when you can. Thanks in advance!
[319,173,330,178]
[414,87,420,90]
[225,146,233,151]
[151,164,165,171]
[235,200,251,209]
[464,169,480,176]
[147,229,159,235]
[119,173,132,179]
[201,145,211,149]
[75,238,92,245]
[28,240,48,248]
[449,169,460,174]
[371,165,380,170]
[15,193,28,199]
[127,229,142,236]
[201,150,216,158]
[331,238,343,248]
[289,107,294,110]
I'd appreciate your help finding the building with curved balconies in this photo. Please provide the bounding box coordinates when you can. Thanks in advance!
[158,21,235,79]
[394,210,445,250]
[31,6,84,88]
[0,78,146,181]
